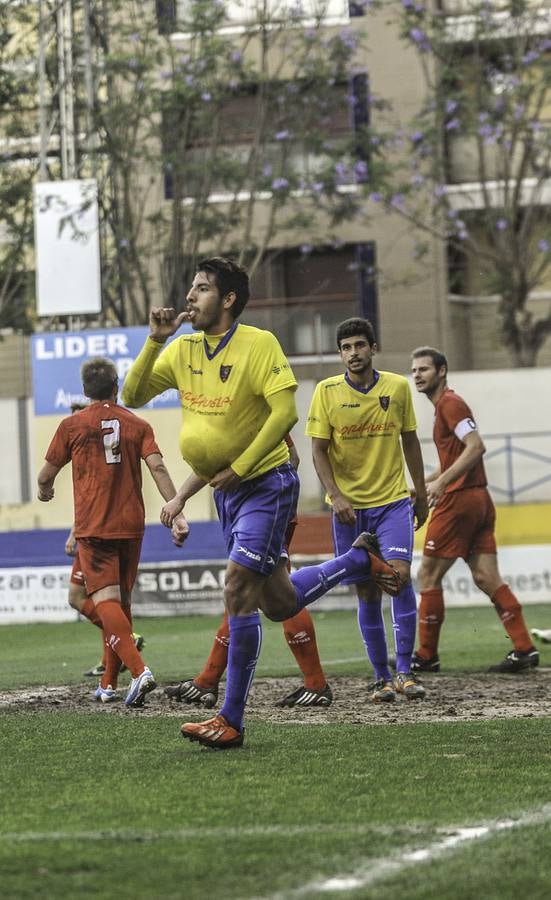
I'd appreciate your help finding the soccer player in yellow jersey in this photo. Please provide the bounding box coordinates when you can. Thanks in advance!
[306,317,429,702]
[122,259,400,749]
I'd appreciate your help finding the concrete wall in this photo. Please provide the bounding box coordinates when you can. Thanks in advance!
[1,365,549,533]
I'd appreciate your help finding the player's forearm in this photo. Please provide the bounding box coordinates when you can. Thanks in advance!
[231,391,298,478]
[175,472,209,505]
[147,457,178,502]
[37,461,60,501]
[121,338,165,408]
[312,445,342,502]
[439,443,483,486]
[401,431,428,499]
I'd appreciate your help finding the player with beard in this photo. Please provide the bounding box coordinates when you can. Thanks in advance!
[410,347,537,673]
[122,257,400,749]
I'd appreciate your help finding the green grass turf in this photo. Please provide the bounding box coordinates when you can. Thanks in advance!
[3,602,551,690]
[2,605,551,898]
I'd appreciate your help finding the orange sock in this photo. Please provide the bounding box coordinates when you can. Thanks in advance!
[81,597,108,669]
[95,599,144,678]
[101,604,131,689]
[491,584,533,652]
[195,612,230,689]
[81,597,102,628]
[417,589,445,659]
[282,608,327,691]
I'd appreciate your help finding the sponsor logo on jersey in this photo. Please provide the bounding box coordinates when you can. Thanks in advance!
[340,421,396,437]
[379,395,390,411]
[272,362,291,375]
[219,364,233,382]
[188,364,203,375]
[181,391,231,409]
[388,546,408,553]
[340,402,361,408]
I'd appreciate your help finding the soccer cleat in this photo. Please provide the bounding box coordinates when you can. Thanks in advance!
[352,532,402,596]
[181,715,244,750]
[84,662,105,677]
[124,667,157,707]
[411,652,441,673]
[488,648,539,673]
[369,679,396,703]
[393,671,426,700]
[531,628,551,644]
[120,633,146,673]
[94,684,118,704]
[275,683,333,708]
[164,679,218,708]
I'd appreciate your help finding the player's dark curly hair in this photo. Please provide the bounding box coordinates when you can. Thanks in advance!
[81,357,118,401]
[197,257,250,319]
[336,317,376,349]
[411,346,448,374]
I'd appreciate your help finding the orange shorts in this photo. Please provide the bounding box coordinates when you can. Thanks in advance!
[76,536,143,597]
[424,487,497,560]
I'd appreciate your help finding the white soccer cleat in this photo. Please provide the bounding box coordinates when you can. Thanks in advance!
[531,628,551,644]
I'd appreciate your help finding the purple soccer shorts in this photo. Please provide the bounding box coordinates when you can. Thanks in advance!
[332,497,414,585]
[214,462,300,576]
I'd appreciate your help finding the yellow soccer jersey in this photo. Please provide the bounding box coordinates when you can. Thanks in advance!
[124,324,297,481]
[306,370,417,508]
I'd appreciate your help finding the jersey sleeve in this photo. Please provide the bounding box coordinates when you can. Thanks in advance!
[45,420,72,468]
[305,382,332,439]
[121,337,178,408]
[440,393,474,434]
[400,378,418,433]
[248,331,297,398]
[140,420,162,460]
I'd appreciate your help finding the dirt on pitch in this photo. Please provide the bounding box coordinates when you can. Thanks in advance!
[2,670,551,724]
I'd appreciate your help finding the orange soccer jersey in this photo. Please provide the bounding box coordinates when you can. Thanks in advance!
[45,401,160,539]
[433,388,486,492]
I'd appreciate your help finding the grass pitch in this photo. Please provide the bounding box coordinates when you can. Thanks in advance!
[2,605,551,899]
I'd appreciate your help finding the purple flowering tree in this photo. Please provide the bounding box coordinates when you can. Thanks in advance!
[366,0,551,365]
[62,0,374,325]
[0,1,36,332]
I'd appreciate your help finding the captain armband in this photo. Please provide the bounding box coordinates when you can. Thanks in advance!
[454,417,477,440]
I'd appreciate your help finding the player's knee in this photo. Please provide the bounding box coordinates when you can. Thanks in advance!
[68,586,84,612]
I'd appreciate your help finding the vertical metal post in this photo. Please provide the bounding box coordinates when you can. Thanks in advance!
[505,434,515,503]
[37,0,49,181]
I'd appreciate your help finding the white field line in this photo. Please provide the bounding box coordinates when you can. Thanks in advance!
[0,823,425,844]
[262,804,551,899]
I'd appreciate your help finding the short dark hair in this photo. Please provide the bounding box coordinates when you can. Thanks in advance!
[197,256,250,319]
[81,357,118,401]
[336,317,376,349]
[411,346,448,374]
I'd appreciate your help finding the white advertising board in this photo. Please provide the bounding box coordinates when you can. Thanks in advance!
[34,179,101,316]
[1,546,550,625]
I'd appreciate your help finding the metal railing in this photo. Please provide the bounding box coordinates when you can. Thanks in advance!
[420,431,551,504]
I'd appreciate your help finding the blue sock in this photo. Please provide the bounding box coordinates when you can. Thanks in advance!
[391,582,417,674]
[219,612,262,731]
[358,599,392,682]
[290,546,370,612]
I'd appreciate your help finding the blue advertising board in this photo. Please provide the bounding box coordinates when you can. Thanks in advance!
[31,325,192,415]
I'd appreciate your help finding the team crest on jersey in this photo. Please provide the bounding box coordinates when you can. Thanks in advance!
[219,365,233,382]
[379,395,390,411]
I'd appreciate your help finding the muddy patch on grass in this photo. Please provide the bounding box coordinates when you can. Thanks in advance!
[1,670,550,724]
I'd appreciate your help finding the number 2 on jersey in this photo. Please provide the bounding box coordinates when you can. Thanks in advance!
[101,419,121,464]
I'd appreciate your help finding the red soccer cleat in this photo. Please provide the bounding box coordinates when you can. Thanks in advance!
[180,714,244,750]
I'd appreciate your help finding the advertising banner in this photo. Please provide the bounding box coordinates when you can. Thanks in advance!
[1,546,550,625]
[31,325,191,415]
